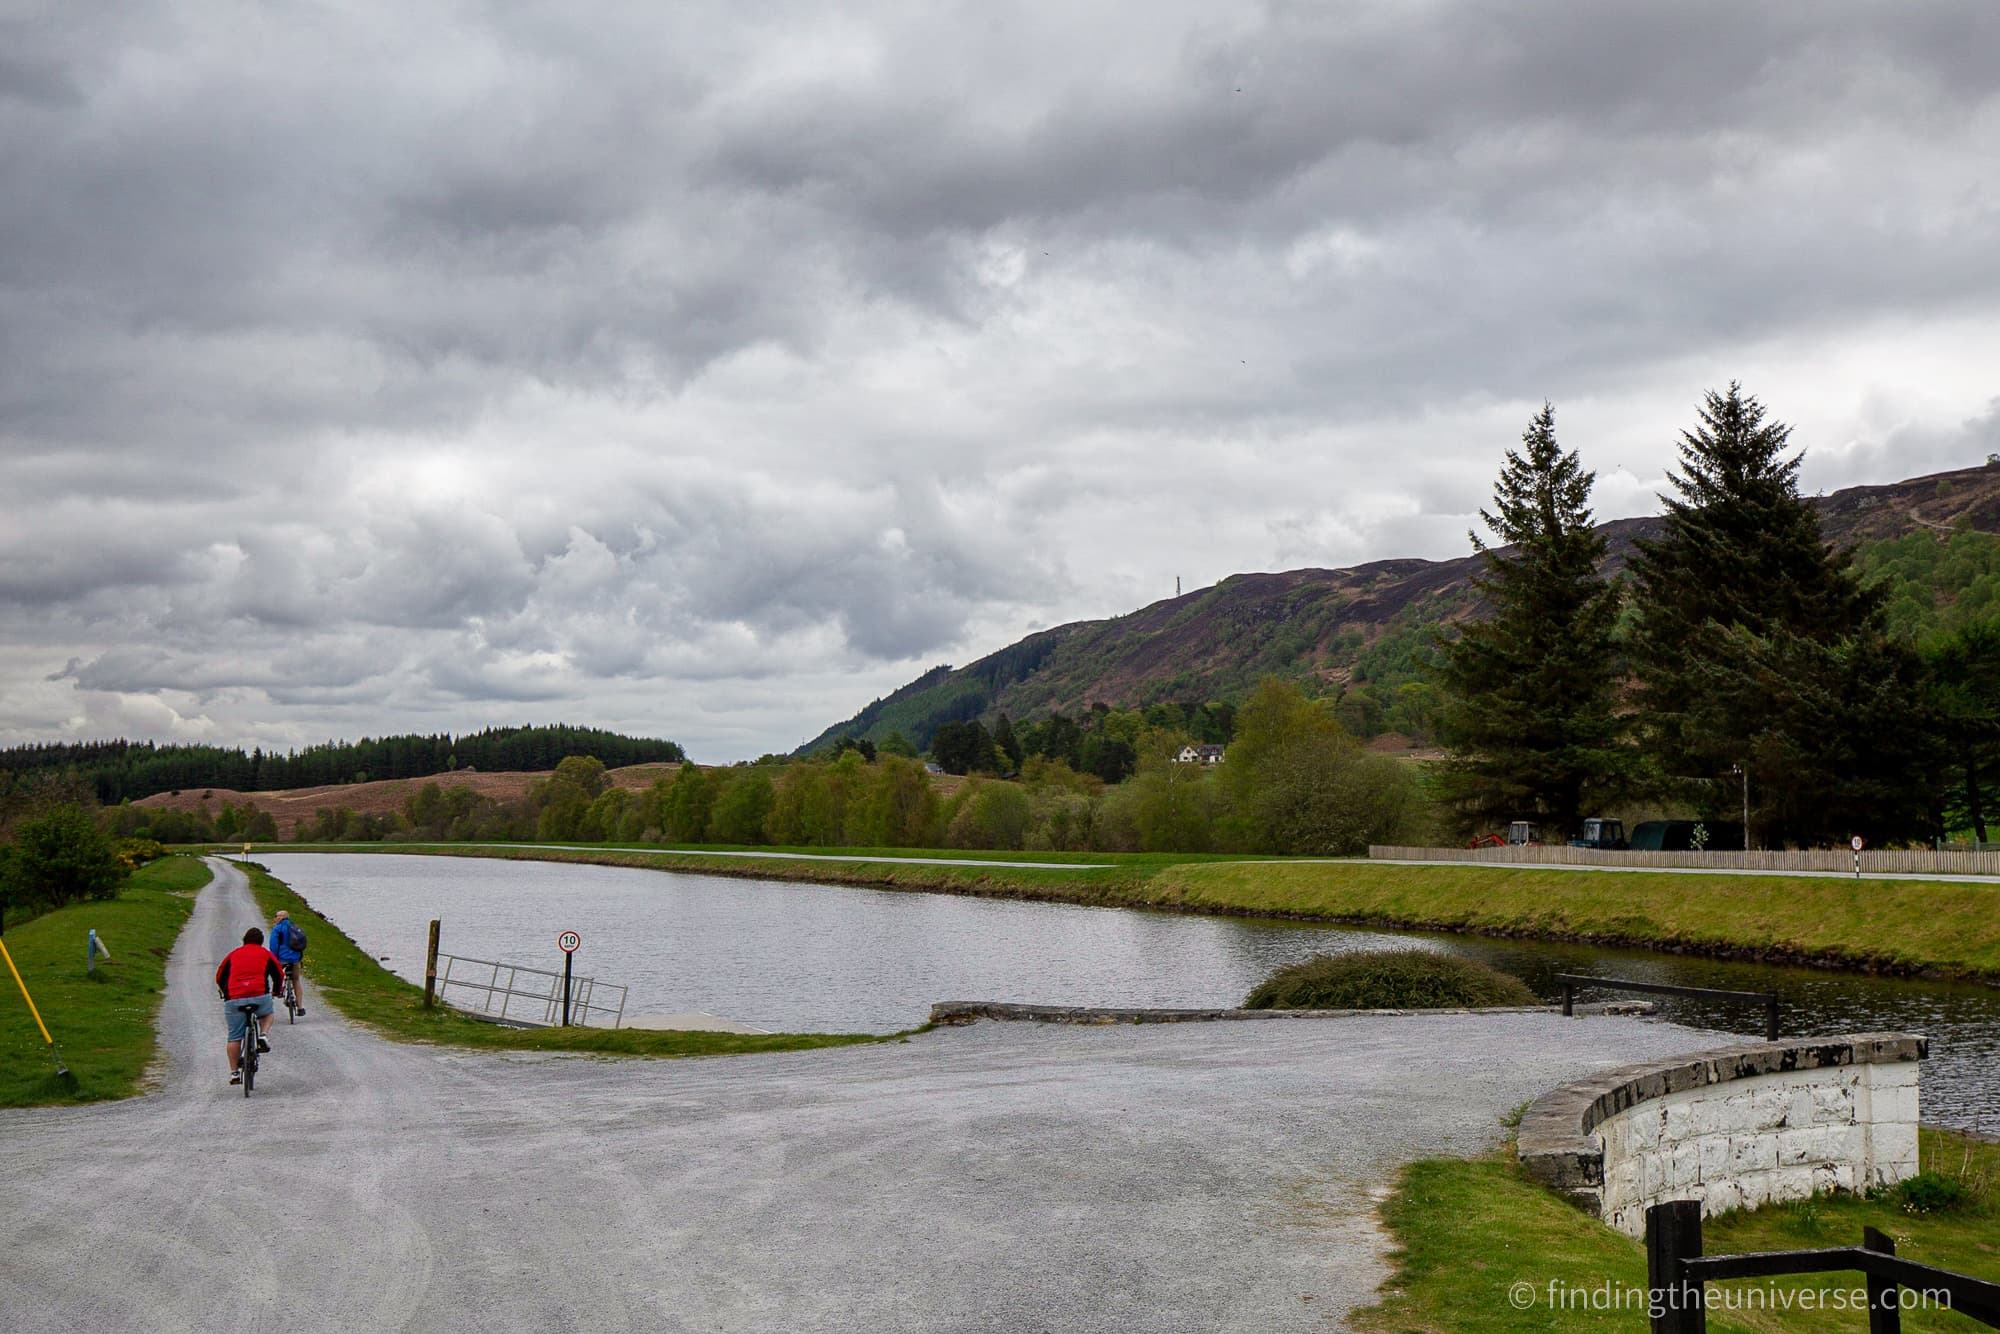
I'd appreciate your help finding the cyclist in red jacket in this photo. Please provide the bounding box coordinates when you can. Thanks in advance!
[215,927,284,1086]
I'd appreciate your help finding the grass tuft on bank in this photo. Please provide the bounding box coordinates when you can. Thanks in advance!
[234,859,892,1058]
[0,855,212,1107]
[1352,1127,2000,1333]
[1244,949,1536,1010]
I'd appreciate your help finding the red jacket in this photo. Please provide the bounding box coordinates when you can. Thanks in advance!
[216,944,283,1000]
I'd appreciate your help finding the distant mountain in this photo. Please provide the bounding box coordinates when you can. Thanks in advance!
[798,462,2000,754]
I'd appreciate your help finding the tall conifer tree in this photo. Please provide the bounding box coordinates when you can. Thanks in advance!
[1433,404,1626,834]
[1627,384,1933,845]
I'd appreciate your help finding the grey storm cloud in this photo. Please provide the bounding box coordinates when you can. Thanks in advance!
[2,1,1998,758]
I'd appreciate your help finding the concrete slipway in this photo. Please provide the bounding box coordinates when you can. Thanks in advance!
[0,859,1718,1333]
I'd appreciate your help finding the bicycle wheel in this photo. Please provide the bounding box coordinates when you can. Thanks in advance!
[241,1009,257,1096]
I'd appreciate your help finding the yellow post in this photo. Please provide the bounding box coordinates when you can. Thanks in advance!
[0,937,56,1047]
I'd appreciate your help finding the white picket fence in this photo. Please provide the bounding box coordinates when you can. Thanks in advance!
[1368,844,2000,876]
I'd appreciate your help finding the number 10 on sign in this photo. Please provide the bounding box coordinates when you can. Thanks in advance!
[557,931,581,1024]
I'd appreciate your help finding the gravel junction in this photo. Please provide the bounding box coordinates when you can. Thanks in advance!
[0,858,1724,1332]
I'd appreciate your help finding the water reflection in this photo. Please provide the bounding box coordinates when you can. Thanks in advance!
[258,853,2000,1134]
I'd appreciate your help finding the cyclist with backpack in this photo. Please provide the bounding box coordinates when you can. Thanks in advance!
[215,927,284,1086]
[269,909,308,1017]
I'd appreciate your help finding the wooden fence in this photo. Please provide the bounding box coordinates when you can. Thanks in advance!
[1368,844,2000,876]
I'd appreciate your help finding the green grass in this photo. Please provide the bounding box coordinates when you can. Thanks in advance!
[1353,1128,2000,1332]
[1147,861,2000,982]
[1242,949,1537,1009]
[0,855,212,1107]
[234,859,894,1058]
[251,843,2000,984]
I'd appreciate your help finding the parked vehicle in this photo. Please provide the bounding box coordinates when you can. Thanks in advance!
[1506,820,1541,846]
[1568,817,1628,851]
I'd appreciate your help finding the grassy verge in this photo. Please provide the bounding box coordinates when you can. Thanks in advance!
[0,855,212,1107]
[235,860,893,1058]
[247,843,2000,984]
[1352,1127,1999,1333]
[1147,862,2000,981]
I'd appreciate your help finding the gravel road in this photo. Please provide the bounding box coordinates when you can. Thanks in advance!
[0,858,1718,1333]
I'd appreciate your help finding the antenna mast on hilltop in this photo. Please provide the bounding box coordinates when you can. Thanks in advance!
[1176,576,1181,597]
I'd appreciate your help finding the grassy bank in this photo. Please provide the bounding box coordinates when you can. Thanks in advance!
[251,843,2000,984]
[0,856,212,1107]
[1353,1127,2000,1332]
[1146,861,2000,981]
[235,860,890,1058]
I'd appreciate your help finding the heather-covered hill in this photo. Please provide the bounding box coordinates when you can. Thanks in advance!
[800,462,2000,753]
[129,763,686,839]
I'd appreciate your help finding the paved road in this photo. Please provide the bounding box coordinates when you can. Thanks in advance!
[0,858,1720,1333]
[1360,856,2000,884]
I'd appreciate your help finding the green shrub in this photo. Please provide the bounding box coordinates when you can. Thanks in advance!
[1894,1171,1974,1216]
[1243,948,1537,1010]
[3,804,127,913]
[113,837,165,870]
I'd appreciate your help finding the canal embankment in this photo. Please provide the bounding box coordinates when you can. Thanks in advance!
[270,842,2000,985]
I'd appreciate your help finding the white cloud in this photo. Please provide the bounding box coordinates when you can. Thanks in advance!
[3,1,1999,759]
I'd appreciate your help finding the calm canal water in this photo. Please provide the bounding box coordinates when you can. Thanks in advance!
[257,853,2000,1134]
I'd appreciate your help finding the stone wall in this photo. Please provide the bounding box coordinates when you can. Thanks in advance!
[1517,1035,1924,1239]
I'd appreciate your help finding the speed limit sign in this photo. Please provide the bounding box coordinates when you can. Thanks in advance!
[557,930,582,953]
[1850,835,1865,853]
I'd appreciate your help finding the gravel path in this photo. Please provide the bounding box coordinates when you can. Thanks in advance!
[0,858,1720,1332]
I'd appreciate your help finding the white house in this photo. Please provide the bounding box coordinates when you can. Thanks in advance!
[1174,744,1225,766]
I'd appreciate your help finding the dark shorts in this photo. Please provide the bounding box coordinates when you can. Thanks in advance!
[225,996,274,1041]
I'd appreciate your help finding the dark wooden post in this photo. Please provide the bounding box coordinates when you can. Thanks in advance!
[1561,980,1575,1017]
[1863,1226,1902,1334]
[1645,1200,1706,1334]
[1765,993,1779,1042]
[423,919,440,1009]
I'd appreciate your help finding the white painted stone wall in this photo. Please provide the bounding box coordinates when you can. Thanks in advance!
[1596,1060,1919,1238]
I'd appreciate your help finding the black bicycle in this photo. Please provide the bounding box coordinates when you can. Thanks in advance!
[237,1002,263,1096]
[283,963,300,1024]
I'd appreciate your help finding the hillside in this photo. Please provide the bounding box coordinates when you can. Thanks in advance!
[130,763,687,838]
[800,461,2000,753]
[2,724,687,805]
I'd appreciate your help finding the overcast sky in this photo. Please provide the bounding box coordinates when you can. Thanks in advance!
[4,2,1999,762]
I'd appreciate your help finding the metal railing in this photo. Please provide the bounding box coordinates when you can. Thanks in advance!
[434,951,627,1029]
[1556,973,1779,1041]
[1646,1199,2000,1331]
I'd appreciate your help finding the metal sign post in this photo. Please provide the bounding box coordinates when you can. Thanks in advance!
[557,931,581,1026]
[1851,834,1865,878]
